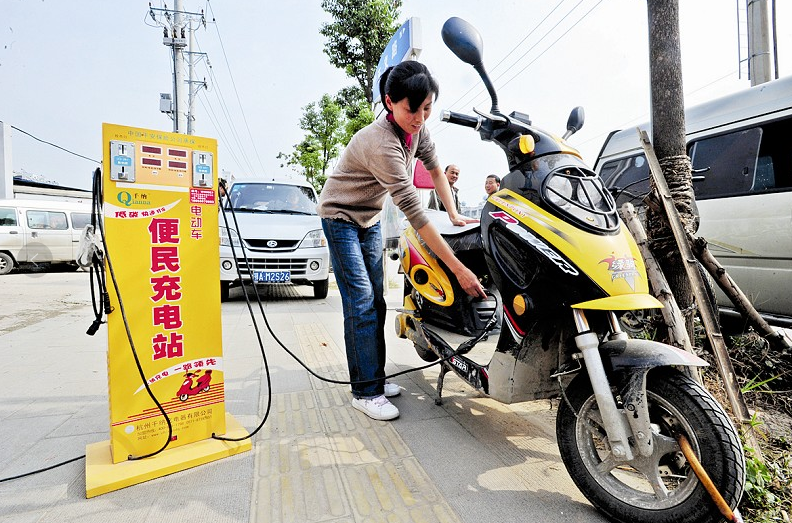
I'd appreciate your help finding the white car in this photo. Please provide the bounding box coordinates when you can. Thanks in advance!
[219,178,330,300]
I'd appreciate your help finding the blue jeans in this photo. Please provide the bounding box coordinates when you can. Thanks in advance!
[322,219,386,398]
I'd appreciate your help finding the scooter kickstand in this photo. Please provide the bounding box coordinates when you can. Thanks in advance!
[435,365,450,406]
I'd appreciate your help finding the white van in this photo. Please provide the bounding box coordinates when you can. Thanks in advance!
[218,178,330,300]
[0,198,93,274]
[594,75,792,326]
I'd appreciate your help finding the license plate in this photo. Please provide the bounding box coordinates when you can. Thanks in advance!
[253,270,291,283]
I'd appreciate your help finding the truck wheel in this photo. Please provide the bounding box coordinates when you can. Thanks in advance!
[313,278,329,299]
[220,281,230,302]
[0,252,14,275]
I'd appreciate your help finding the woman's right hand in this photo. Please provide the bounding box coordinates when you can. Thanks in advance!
[455,265,486,299]
[414,221,486,299]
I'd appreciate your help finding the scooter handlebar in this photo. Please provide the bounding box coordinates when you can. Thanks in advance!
[440,110,482,130]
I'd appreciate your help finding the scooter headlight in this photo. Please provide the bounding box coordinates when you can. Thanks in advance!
[544,168,619,233]
[298,229,327,249]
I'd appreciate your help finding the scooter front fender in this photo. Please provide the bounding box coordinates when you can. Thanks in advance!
[600,339,708,370]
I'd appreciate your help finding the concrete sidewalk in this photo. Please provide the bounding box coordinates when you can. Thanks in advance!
[0,272,604,523]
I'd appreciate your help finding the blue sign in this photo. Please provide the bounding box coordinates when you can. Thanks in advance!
[196,164,211,174]
[113,155,132,167]
[372,17,422,104]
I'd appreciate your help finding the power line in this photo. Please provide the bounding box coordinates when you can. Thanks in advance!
[206,0,267,176]
[147,1,261,176]
[437,0,575,117]
[498,0,604,92]
[430,0,595,136]
[194,34,258,175]
[4,123,100,164]
[196,93,247,172]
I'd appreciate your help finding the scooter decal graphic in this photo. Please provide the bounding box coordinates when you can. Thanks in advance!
[491,195,573,244]
[502,306,525,343]
[490,211,579,276]
[134,356,223,394]
[600,254,639,291]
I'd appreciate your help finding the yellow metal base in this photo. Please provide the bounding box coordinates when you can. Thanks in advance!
[85,413,252,498]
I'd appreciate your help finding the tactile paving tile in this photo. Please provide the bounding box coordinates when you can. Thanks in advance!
[252,323,463,523]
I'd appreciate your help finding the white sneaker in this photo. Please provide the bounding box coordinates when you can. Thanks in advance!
[352,395,399,421]
[384,381,401,398]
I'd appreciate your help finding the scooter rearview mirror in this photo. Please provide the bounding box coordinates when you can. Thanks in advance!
[442,17,501,115]
[563,106,586,140]
[441,17,484,67]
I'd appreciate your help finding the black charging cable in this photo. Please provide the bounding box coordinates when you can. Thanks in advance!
[213,189,497,442]
[0,178,496,480]
[90,168,176,460]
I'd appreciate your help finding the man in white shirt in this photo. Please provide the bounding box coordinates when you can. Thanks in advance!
[427,164,461,212]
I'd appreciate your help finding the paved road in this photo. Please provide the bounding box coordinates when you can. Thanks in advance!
[0,271,605,523]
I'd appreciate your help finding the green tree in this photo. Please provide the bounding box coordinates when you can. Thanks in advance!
[278,94,345,193]
[320,0,402,103]
[335,85,374,145]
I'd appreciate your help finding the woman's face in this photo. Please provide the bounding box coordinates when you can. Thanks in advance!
[386,93,433,135]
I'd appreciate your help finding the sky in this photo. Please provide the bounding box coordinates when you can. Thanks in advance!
[1,0,791,206]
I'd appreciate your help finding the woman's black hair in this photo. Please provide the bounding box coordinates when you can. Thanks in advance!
[380,60,439,113]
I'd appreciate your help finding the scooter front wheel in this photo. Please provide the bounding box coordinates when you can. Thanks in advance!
[179,394,189,401]
[556,367,745,523]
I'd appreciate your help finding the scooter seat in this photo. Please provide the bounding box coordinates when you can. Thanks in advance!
[424,209,481,237]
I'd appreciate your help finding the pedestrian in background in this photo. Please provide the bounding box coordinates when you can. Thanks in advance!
[484,174,500,196]
[317,61,485,421]
[427,164,461,212]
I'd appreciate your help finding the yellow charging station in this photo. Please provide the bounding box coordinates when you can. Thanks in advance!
[85,123,250,498]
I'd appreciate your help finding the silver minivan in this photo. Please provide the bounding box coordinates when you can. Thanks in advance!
[0,198,92,274]
[218,178,330,300]
[595,76,792,326]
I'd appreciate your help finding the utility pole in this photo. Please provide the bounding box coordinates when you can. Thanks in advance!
[747,0,773,85]
[187,20,196,135]
[0,122,13,199]
[152,1,207,134]
[173,0,188,133]
[185,21,208,136]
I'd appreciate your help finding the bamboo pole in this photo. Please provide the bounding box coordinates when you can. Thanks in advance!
[691,236,792,352]
[621,203,701,383]
[638,130,752,425]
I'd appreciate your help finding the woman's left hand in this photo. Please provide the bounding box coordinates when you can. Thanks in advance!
[449,213,479,227]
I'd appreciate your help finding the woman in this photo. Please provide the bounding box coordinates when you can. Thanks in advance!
[317,60,485,421]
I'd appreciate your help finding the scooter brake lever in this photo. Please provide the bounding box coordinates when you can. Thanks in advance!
[473,107,507,124]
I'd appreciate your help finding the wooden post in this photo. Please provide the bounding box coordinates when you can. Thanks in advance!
[621,203,701,383]
[638,130,753,425]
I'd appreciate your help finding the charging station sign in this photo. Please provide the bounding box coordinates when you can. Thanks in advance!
[102,123,224,464]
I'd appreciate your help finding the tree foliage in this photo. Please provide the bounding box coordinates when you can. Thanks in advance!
[280,0,398,192]
[335,85,374,144]
[320,0,402,103]
[278,94,345,193]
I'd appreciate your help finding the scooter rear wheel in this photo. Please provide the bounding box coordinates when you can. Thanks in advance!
[556,367,744,523]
